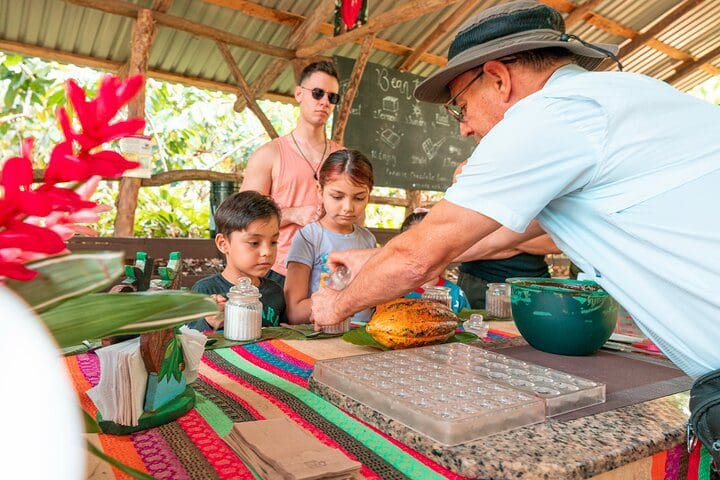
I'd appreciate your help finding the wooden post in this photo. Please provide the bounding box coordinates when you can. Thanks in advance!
[405,190,422,218]
[234,0,335,111]
[291,59,306,84]
[216,41,279,139]
[332,34,375,144]
[113,9,154,237]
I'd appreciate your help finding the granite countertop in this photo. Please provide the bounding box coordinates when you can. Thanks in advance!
[308,337,691,480]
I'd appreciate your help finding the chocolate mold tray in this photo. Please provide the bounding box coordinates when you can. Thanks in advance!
[312,350,545,445]
[416,343,605,416]
[312,343,605,445]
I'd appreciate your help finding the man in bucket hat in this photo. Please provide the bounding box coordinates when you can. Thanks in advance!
[312,1,720,378]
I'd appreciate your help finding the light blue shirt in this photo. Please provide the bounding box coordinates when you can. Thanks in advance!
[445,65,720,377]
[287,222,377,323]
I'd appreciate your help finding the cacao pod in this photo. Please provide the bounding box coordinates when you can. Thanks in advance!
[367,298,458,349]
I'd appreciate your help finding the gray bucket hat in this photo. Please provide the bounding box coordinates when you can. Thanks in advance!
[414,0,619,103]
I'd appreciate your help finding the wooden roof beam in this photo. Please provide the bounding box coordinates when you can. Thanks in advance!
[396,0,480,72]
[202,0,447,67]
[64,0,295,59]
[617,0,706,60]
[234,0,335,112]
[217,42,279,139]
[664,43,720,85]
[202,0,302,27]
[0,38,296,104]
[296,0,463,58]
[539,0,693,63]
[563,0,603,28]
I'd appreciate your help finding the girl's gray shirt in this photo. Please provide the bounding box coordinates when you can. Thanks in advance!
[286,222,376,323]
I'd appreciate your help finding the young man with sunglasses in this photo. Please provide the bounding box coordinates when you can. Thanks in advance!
[312,0,720,380]
[241,61,343,286]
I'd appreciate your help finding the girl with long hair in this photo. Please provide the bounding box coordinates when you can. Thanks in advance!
[284,149,376,324]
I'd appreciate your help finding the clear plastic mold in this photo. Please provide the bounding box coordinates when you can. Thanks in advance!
[312,343,605,445]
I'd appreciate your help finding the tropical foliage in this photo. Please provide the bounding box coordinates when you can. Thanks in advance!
[0,53,428,235]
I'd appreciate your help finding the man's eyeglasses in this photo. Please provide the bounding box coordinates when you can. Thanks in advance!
[300,86,341,105]
[444,57,518,123]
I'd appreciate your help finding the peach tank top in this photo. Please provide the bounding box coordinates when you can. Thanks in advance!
[270,134,342,276]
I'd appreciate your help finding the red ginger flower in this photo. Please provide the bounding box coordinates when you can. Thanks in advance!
[0,74,145,281]
[47,74,145,184]
[57,74,145,152]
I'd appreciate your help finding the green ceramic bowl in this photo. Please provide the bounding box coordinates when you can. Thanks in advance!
[507,278,618,356]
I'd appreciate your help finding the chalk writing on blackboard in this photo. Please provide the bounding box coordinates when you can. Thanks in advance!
[334,56,476,191]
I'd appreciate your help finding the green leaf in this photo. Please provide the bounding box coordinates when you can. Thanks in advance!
[5,252,124,313]
[86,441,155,480]
[203,326,341,350]
[2,54,23,67]
[83,410,101,433]
[341,327,390,350]
[450,332,480,343]
[40,291,217,347]
[158,337,184,383]
[342,326,478,350]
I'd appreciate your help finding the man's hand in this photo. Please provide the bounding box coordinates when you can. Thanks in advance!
[310,287,343,330]
[285,204,323,227]
[326,248,376,281]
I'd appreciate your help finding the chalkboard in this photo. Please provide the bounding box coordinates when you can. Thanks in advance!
[334,56,477,191]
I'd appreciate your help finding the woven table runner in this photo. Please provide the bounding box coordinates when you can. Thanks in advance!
[66,329,712,479]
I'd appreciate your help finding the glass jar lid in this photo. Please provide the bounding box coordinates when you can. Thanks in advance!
[227,277,262,302]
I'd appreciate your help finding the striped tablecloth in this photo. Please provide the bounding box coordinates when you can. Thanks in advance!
[67,329,714,480]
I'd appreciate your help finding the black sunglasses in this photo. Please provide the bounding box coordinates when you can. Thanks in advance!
[300,86,341,105]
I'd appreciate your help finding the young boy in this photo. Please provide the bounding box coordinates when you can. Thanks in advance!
[188,191,286,331]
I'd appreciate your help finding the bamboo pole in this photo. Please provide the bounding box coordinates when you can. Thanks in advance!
[332,34,375,144]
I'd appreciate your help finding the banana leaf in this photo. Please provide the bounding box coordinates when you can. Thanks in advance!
[5,252,124,313]
[342,326,478,350]
[204,326,342,350]
[41,291,217,348]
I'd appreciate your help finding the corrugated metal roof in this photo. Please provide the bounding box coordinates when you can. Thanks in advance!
[1,0,719,101]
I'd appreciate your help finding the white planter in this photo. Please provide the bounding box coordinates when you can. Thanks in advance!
[0,287,84,479]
